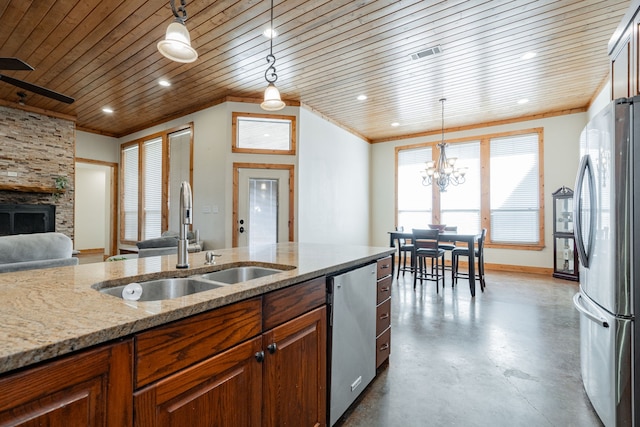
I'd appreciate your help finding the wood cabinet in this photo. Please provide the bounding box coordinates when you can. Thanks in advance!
[134,276,327,427]
[609,0,640,98]
[375,256,392,368]
[0,339,133,427]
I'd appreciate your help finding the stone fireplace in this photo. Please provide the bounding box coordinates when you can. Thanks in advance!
[0,204,56,236]
[0,106,75,240]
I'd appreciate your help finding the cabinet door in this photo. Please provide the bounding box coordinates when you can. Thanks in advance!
[134,336,262,426]
[612,27,632,98]
[263,306,327,427]
[0,339,133,427]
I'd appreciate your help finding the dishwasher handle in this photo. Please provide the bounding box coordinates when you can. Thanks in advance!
[573,293,609,328]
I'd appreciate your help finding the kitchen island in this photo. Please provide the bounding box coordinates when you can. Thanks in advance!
[0,242,394,426]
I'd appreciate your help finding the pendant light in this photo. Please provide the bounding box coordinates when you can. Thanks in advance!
[157,0,198,63]
[260,0,285,111]
[421,98,467,192]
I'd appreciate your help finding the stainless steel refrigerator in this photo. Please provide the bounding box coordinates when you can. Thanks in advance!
[572,97,640,426]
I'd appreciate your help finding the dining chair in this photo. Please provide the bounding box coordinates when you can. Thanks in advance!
[439,225,458,270]
[412,229,445,292]
[395,226,414,279]
[451,228,487,291]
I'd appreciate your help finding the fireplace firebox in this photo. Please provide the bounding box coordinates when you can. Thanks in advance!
[0,204,56,236]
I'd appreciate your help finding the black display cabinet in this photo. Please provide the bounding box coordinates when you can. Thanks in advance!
[552,186,579,281]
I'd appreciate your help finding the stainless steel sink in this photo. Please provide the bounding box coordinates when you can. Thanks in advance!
[99,277,226,301]
[196,266,283,284]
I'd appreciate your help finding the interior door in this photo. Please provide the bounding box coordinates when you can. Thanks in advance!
[236,167,291,247]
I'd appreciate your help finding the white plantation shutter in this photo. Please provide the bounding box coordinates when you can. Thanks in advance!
[143,138,162,240]
[397,147,432,230]
[122,145,139,241]
[490,134,540,243]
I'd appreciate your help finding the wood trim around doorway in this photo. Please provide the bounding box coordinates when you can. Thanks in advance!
[232,163,295,247]
[75,158,119,257]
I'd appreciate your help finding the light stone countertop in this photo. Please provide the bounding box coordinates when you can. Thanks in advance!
[0,242,395,374]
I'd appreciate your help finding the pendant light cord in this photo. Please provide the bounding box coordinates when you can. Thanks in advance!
[265,0,278,84]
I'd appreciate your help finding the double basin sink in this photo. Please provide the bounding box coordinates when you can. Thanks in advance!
[99,266,285,302]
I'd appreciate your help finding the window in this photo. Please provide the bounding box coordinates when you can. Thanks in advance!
[396,128,544,249]
[439,141,481,235]
[232,112,296,155]
[397,147,432,231]
[122,145,139,242]
[490,134,540,243]
[120,124,193,244]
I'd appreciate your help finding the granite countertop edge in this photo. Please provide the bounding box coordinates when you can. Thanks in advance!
[0,243,395,374]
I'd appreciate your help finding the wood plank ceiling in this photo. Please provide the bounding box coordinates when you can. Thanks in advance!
[0,0,631,142]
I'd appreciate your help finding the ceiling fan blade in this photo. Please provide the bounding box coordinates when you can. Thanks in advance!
[0,57,34,71]
[0,74,74,104]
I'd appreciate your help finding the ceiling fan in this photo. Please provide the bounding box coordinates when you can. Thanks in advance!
[0,57,74,104]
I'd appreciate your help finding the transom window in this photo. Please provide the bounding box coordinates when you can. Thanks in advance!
[396,128,544,249]
[232,112,296,155]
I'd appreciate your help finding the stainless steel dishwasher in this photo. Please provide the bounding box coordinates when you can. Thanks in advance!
[327,263,377,426]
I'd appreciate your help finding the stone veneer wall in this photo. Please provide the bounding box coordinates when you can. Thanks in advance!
[0,106,75,239]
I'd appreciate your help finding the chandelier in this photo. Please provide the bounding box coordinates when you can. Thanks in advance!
[421,98,467,192]
[260,0,285,111]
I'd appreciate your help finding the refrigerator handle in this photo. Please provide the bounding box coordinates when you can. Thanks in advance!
[573,293,609,328]
[573,155,596,268]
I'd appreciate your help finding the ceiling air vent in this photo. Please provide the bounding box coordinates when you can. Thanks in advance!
[410,45,443,61]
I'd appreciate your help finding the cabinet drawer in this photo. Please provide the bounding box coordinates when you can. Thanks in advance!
[135,297,262,388]
[376,298,391,337]
[376,256,392,279]
[263,276,326,331]
[376,327,391,368]
[376,275,392,305]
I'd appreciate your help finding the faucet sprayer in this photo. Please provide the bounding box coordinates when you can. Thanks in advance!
[176,181,193,269]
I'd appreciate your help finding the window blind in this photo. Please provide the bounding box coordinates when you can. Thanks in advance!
[490,134,539,243]
[143,138,163,240]
[397,147,432,230]
[439,141,481,234]
[122,145,139,241]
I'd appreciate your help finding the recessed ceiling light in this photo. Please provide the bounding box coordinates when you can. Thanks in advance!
[159,80,171,87]
[517,98,529,104]
[263,28,278,38]
[391,122,400,127]
[521,51,536,60]
[102,107,114,114]
[357,95,367,101]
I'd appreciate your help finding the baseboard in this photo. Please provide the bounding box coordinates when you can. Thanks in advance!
[393,254,553,276]
[76,248,105,256]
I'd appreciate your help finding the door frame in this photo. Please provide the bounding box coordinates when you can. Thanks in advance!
[232,162,294,247]
[75,158,118,257]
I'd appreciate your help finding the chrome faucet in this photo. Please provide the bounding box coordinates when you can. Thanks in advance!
[176,181,192,269]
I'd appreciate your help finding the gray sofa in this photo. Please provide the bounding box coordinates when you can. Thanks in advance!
[0,232,79,273]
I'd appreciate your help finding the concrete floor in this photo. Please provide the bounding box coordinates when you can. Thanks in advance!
[338,270,603,427]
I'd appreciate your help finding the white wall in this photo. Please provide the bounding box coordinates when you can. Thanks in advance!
[589,80,612,119]
[74,164,107,251]
[75,131,119,163]
[298,108,371,245]
[116,102,372,250]
[370,112,589,269]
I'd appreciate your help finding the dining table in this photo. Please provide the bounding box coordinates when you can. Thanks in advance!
[388,230,481,297]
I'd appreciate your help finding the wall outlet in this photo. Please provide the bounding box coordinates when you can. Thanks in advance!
[7,171,17,177]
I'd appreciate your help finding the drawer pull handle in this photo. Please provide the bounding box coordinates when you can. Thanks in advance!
[381,287,390,292]
[381,264,390,269]
[379,343,389,351]
[379,313,389,320]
